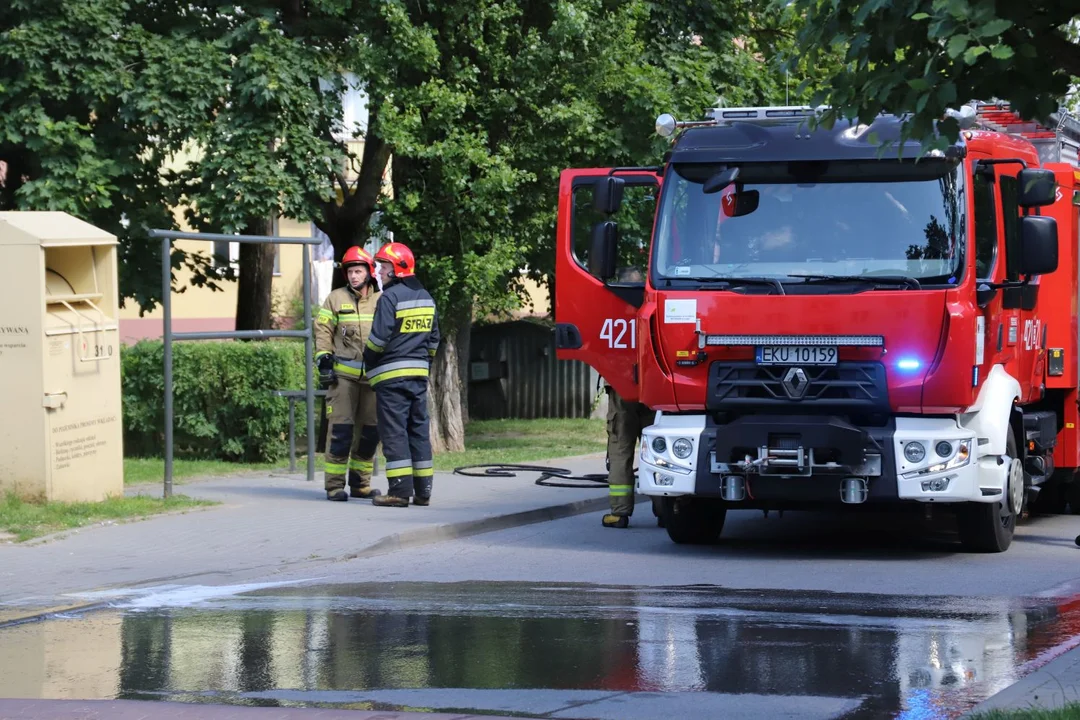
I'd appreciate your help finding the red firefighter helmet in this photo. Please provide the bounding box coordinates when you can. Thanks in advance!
[374,242,415,278]
[341,246,374,272]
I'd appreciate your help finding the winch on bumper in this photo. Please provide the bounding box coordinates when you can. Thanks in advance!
[637,414,990,506]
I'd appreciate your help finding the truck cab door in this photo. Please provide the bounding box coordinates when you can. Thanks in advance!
[998,172,1047,402]
[554,169,661,402]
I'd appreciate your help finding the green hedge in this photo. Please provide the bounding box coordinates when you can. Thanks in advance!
[121,340,309,462]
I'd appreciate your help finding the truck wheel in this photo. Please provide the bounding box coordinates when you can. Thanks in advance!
[662,497,726,545]
[957,431,1020,553]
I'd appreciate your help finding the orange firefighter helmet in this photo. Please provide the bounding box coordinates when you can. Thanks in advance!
[374,242,416,278]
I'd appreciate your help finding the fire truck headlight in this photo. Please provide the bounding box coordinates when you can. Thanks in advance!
[672,438,694,459]
[651,436,667,454]
[656,113,677,137]
[904,441,927,463]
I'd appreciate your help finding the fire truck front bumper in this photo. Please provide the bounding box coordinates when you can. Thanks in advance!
[637,415,1000,505]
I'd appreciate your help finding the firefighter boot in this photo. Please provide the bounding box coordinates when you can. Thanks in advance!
[602,513,629,529]
[326,490,348,502]
[373,478,410,507]
[348,466,382,499]
[413,475,432,506]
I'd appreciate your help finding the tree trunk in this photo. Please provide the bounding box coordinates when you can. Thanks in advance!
[428,327,466,453]
[456,314,471,426]
[234,216,276,332]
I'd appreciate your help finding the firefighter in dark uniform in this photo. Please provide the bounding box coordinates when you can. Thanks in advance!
[362,241,440,508]
[315,246,384,501]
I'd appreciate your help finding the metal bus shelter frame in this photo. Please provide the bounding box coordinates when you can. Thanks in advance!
[149,229,322,497]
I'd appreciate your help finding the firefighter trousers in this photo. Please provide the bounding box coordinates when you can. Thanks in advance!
[324,376,379,493]
[375,377,433,499]
[606,386,656,516]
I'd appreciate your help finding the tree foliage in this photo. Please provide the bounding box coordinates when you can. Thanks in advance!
[0,0,230,311]
[0,0,367,320]
[785,0,1080,149]
[165,3,349,329]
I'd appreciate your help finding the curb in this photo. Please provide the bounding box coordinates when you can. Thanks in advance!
[346,494,613,559]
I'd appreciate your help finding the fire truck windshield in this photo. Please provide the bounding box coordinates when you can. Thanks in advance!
[652,159,966,288]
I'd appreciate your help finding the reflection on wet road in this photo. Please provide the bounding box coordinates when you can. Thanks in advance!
[2,582,1079,719]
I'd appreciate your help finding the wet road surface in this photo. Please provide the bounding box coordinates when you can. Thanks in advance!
[3,581,1080,719]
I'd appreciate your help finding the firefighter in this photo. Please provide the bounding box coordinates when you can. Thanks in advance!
[602,382,659,528]
[601,265,662,528]
[362,241,440,508]
[314,246,383,502]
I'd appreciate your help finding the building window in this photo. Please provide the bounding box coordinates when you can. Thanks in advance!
[212,239,239,273]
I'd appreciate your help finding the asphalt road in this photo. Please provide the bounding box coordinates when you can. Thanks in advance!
[272,504,1080,599]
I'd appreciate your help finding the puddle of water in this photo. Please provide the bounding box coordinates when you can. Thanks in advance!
[0,582,1077,720]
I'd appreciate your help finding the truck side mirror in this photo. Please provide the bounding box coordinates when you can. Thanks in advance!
[593,177,624,214]
[589,221,618,280]
[1018,215,1058,275]
[1017,168,1057,207]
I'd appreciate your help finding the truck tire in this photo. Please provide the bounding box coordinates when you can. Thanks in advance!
[957,431,1020,553]
[661,497,726,545]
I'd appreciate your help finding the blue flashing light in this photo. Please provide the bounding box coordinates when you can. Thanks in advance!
[897,358,921,371]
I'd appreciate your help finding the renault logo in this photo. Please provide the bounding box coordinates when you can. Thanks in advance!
[782,367,809,399]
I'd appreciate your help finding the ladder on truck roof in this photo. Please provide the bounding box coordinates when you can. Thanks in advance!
[699,101,1080,168]
[707,105,822,124]
[973,100,1080,168]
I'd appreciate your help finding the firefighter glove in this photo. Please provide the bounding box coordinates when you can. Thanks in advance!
[317,353,336,388]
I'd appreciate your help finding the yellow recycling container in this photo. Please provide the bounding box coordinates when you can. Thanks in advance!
[0,212,124,502]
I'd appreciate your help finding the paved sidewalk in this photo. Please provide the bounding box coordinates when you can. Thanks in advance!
[0,698,516,719]
[0,456,610,621]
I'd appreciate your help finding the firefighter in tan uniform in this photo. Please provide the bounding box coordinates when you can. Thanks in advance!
[602,382,658,528]
[602,264,662,528]
[314,246,383,501]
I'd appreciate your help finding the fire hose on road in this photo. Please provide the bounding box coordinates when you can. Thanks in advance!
[452,463,610,489]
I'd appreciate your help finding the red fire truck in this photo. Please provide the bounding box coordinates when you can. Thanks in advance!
[555,101,1080,552]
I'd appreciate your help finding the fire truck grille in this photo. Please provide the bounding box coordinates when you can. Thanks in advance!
[706,362,889,412]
